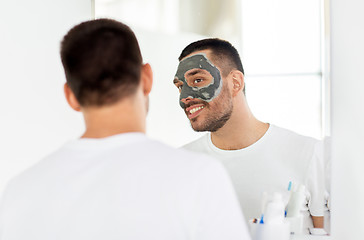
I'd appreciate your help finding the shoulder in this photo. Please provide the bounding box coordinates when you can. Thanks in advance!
[143,139,229,183]
[150,138,219,167]
[270,125,324,168]
[1,145,71,193]
[1,138,224,197]
[265,125,324,172]
[182,134,210,154]
[270,125,318,142]
[269,125,320,149]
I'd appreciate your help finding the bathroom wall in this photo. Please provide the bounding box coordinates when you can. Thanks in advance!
[0,0,92,191]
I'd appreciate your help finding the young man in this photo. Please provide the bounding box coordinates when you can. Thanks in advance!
[0,20,251,240]
[173,38,324,230]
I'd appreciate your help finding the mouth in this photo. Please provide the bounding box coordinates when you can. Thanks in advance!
[185,104,205,120]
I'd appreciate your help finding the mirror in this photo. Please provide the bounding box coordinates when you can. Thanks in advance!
[95,0,331,235]
[95,0,326,143]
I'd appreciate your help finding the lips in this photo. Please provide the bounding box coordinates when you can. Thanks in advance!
[185,104,205,119]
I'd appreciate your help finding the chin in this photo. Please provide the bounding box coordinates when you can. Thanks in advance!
[192,127,208,132]
[190,121,209,132]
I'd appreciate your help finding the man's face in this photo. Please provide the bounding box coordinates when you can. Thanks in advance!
[173,51,233,132]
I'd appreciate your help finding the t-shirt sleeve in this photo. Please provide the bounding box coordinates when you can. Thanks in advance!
[192,159,251,240]
[306,141,325,217]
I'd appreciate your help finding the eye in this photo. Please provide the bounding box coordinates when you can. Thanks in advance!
[174,82,183,92]
[194,78,204,84]
[173,78,184,92]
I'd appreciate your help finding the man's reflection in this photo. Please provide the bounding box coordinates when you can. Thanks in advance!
[173,38,325,231]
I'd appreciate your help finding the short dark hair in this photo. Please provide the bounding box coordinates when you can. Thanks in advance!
[178,38,245,94]
[60,19,143,106]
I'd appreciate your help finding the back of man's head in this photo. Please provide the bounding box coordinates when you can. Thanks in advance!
[60,19,143,107]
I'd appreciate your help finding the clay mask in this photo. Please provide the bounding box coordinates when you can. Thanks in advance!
[174,53,222,108]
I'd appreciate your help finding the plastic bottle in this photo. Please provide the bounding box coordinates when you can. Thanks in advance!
[264,192,285,224]
[285,184,306,235]
[286,184,306,217]
[252,192,290,240]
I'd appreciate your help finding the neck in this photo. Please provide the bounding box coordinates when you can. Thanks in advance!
[81,96,146,139]
[211,96,269,150]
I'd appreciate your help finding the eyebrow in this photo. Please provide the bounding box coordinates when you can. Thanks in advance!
[185,69,206,77]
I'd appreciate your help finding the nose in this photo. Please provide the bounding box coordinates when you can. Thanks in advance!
[181,96,194,104]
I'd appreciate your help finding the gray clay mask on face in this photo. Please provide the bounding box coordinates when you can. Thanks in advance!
[174,53,222,109]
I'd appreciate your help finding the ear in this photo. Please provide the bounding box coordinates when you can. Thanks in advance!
[64,83,81,112]
[231,71,245,97]
[140,63,153,96]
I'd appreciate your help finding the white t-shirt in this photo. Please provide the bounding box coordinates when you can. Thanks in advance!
[184,125,324,229]
[0,133,250,240]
